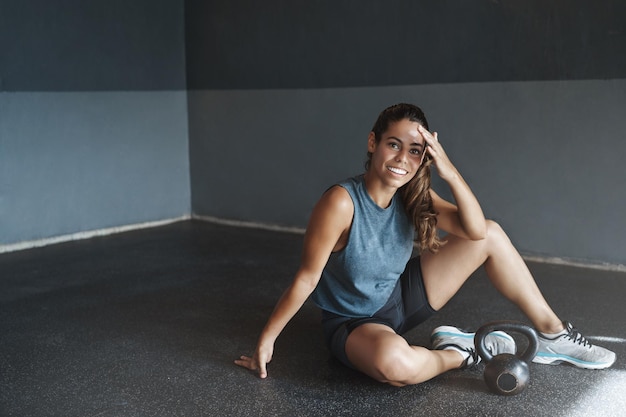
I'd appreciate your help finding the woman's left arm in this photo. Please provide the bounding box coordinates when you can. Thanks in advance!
[419,125,487,240]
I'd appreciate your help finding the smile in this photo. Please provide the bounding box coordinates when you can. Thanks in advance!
[387,166,408,175]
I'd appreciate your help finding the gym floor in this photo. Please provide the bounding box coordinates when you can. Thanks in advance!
[1,220,625,417]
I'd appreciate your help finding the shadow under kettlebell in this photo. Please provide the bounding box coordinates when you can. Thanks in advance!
[474,321,539,396]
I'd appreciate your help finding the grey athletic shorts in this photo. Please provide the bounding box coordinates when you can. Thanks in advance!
[320,257,436,369]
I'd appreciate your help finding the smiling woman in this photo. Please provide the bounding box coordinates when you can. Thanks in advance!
[367,120,426,192]
[235,103,616,386]
[364,105,440,253]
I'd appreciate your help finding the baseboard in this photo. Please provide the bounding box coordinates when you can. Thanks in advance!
[519,254,626,273]
[0,215,191,254]
[192,214,306,235]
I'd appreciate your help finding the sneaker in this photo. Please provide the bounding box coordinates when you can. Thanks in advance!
[431,325,516,369]
[532,321,616,369]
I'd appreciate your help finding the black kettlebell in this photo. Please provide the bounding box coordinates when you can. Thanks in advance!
[474,321,539,396]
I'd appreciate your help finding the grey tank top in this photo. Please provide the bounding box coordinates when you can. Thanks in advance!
[311,175,414,317]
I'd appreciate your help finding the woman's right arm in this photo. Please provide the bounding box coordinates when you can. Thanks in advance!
[234,186,354,378]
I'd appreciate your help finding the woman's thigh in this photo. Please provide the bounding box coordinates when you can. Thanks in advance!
[420,233,490,311]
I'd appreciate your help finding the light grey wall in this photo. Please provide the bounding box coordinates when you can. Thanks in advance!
[188,79,626,265]
[0,91,190,245]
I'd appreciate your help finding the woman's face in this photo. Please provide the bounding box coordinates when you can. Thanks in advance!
[367,118,427,189]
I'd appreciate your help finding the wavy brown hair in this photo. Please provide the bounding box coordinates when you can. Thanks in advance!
[366,103,443,253]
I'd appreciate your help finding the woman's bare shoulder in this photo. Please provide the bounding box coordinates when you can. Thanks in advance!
[308,185,354,231]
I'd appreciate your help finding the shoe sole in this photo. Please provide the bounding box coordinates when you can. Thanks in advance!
[432,326,515,344]
[431,326,516,354]
[532,353,616,370]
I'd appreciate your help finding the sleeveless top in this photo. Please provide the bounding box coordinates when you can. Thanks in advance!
[311,175,415,317]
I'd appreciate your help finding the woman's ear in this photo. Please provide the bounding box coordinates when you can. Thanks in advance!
[367,132,377,153]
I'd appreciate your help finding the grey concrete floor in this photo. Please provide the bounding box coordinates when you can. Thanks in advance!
[1,220,625,417]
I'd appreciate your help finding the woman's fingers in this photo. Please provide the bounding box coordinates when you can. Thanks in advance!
[235,354,269,378]
[234,355,255,370]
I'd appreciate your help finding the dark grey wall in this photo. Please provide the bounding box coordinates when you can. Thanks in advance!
[186,0,626,89]
[187,1,626,266]
[0,1,190,247]
[0,0,186,91]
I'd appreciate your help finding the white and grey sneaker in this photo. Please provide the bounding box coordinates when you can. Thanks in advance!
[532,322,616,369]
[431,325,516,369]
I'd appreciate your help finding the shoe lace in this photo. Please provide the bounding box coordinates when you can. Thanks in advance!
[565,327,591,348]
[464,348,479,369]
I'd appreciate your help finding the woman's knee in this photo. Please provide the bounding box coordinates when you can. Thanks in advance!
[346,325,427,386]
[371,346,421,386]
[485,219,511,245]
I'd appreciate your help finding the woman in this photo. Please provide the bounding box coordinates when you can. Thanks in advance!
[235,103,615,386]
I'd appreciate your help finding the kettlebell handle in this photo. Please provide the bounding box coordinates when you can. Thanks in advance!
[475,321,539,363]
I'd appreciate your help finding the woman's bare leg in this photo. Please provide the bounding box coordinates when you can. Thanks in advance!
[420,220,564,334]
[345,323,464,387]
